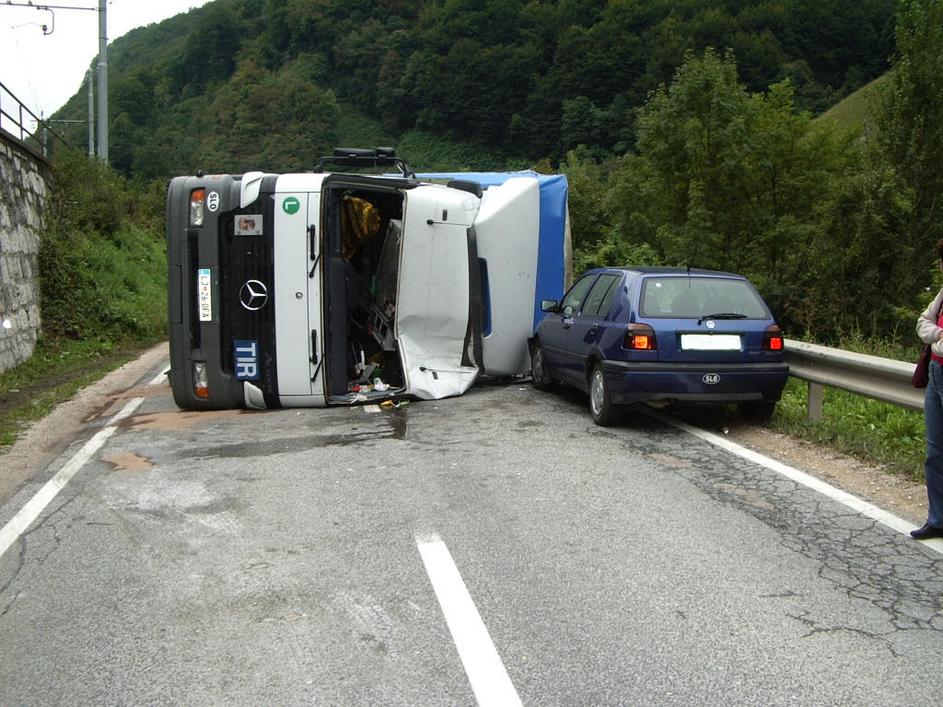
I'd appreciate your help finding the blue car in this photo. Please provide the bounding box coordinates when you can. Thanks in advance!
[529,267,789,425]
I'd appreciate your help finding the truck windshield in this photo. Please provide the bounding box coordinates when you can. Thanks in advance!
[373,219,402,318]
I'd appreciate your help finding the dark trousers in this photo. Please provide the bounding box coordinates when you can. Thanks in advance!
[924,360,943,527]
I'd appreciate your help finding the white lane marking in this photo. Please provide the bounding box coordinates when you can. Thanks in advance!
[0,427,116,558]
[651,410,943,554]
[416,535,522,707]
[111,397,145,424]
[148,367,170,386]
[0,393,149,560]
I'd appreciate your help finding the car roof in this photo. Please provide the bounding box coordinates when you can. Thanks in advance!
[588,266,746,279]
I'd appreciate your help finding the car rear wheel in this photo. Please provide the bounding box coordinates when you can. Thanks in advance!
[531,341,555,391]
[738,400,776,423]
[589,364,621,426]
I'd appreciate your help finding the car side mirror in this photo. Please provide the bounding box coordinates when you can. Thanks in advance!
[541,299,559,313]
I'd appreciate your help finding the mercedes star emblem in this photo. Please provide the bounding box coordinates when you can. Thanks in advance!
[239,279,269,311]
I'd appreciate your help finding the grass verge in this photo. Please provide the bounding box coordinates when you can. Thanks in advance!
[0,336,156,453]
[769,377,925,482]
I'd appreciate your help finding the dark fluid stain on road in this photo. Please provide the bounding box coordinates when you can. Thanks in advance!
[117,409,250,431]
[189,424,408,460]
[390,411,408,440]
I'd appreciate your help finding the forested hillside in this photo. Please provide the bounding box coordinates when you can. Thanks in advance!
[54,0,896,177]
[48,0,943,344]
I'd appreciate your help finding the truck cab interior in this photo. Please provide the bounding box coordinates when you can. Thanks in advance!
[322,179,408,403]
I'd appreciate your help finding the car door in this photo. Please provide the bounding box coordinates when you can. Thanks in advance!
[539,273,597,384]
[564,273,623,388]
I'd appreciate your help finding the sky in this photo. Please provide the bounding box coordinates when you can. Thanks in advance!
[1,0,214,131]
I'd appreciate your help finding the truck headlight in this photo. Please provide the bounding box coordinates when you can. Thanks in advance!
[193,361,209,399]
[190,188,206,227]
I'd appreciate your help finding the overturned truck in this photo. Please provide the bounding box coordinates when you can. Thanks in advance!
[166,148,570,409]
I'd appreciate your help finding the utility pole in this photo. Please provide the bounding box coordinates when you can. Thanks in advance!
[96,0,107,163]
[1,1,108,162]
[87,69,95,157]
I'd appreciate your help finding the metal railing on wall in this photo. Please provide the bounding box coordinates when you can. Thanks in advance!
[0,80,68,159]
[783,339,924,419]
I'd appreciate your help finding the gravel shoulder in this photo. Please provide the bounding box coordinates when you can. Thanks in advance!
[0,341,929,527]
[0,342,169,507]
[722,422,927,525]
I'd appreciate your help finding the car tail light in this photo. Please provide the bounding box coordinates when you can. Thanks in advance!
[193,362,209,399]
[189,188,206,227]
[763,325,784,351]
[624,323,657,351]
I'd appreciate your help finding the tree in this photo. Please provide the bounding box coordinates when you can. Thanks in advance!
[606,49,884,336]
[173,3,242,94]
[874,0,943,296]
[635,49,753,270]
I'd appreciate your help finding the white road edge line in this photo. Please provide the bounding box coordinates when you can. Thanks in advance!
[416,534,522,707]
[0,394,148,560]
[148,367,170,386]
[650,410,943,554]
[111,397,146,424]
[0,427,116,559]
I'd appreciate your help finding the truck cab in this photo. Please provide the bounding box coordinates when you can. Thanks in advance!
[166,149,569,410]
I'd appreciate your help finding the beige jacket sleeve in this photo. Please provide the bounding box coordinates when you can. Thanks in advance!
[916,288,943,356]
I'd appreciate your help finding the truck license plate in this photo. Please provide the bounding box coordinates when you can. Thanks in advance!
[197,268,212,322]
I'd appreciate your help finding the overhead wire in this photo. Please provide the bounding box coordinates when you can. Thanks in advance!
[4,21,46,123]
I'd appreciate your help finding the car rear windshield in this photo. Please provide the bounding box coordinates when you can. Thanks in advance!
[639,276,770,319]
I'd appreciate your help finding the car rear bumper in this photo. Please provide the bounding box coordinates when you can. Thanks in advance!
[601,360,789,404]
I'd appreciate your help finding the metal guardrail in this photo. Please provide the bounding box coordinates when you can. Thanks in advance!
[783,338,924,419]
[0,79,68,159]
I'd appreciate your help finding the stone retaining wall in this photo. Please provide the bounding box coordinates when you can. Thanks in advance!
[0,132,48,373]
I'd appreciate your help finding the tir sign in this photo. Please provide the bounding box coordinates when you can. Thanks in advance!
[234,340,260,380]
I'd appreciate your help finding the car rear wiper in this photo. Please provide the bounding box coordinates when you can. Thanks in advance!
[697,312,748,325]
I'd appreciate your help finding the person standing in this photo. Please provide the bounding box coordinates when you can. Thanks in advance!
[912,239,943,540]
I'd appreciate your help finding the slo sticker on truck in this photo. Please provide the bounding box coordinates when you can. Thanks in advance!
[233,340,260,380]
[197,268,212,322]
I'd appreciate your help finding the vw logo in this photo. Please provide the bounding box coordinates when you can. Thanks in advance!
[702,373,721,385]
[705,320,716,329]
[239,279,269,311]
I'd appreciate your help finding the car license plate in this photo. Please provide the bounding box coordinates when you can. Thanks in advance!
[680,334,741,351]
[233,340,260,380]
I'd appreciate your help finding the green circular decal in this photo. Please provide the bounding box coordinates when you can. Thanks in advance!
[282,196,300,215]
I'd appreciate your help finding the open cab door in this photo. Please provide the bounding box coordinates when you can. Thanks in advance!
[397,186,480,399]
[319,176,478,403]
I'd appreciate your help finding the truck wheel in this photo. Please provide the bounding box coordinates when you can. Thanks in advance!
[531,341,555,391]
[589,364,621,426]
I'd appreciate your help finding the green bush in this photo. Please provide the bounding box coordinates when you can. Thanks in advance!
[38,151,167,344]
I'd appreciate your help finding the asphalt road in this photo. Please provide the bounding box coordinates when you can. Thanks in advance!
[1,359,942,705]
